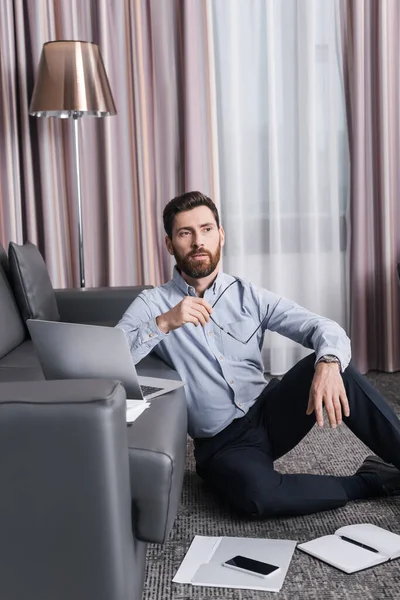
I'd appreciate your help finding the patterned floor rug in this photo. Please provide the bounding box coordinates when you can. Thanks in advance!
[143,372,400,600]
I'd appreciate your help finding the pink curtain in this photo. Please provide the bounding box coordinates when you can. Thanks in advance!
[339,0,400,372]
[0,0,216,288]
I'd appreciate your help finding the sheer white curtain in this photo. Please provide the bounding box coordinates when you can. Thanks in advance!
[211,0,350,375]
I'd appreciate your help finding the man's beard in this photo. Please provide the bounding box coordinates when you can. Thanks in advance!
[173,242,221,279]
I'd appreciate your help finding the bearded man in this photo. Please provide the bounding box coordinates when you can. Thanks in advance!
[116,191,400,518]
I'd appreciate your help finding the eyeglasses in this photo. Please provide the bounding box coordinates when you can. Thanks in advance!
[209,279,270,344]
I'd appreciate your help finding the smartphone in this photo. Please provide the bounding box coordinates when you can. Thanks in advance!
[222,555,280,579]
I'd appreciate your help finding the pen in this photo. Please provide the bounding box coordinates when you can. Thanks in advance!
[340,536,379,554]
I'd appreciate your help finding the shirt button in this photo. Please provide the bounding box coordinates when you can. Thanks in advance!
[149,333,154,338]
[238,402,242,407]
[219,355,223,360]
[229,379,234,384]
[208,331,212,336]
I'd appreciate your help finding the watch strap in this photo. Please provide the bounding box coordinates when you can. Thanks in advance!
[316,354,341,367]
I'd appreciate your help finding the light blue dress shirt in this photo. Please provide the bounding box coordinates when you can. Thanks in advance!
[116,268,351,438]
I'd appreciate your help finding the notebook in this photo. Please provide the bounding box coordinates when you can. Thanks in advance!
[26,319,185,401]
[297,524,400,573]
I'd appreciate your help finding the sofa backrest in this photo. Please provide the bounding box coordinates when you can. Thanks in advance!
[0,245,26,359]
[0,243,8,276]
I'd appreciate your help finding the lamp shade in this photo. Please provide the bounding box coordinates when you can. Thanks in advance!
[29,40,116,118]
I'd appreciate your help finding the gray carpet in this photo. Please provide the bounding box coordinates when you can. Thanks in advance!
[144,372,400,599]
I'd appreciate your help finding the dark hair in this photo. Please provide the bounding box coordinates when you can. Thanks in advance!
[163,191,220,238]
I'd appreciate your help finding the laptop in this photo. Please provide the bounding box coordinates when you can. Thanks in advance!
[26,319,185,400]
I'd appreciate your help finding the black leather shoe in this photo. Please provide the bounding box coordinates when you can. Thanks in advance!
[356,455,400,497]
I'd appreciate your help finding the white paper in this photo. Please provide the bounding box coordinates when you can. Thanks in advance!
[126,400,150,423]
[173,536,222,584]
[173,536,297,592]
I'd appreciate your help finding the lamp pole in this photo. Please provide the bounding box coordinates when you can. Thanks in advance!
[72,113,85,288]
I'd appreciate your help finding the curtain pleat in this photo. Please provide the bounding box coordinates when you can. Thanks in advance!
[339,0,400,372]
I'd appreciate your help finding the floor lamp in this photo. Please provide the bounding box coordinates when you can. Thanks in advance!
[29,41,116,288]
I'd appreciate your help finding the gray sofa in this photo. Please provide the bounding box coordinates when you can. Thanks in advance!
[0,243,187,600]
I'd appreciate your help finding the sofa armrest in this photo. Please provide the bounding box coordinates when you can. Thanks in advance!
[127,387,187,544]
[0,379,136,600]
[54,286,152,326]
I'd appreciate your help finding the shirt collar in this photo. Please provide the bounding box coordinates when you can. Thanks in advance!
[172,266,227,298]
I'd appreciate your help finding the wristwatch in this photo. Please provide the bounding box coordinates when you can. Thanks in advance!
[316,354,341,368]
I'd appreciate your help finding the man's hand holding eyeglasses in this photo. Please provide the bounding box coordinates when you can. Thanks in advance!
[306,362,350,428]
[156,296,213,333]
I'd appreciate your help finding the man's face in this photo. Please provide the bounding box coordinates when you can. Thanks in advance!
[166,206,224,279]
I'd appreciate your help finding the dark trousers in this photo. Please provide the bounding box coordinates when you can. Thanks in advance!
[193,353,400,518]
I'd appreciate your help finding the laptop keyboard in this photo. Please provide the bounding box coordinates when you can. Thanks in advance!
[140,384,163,397]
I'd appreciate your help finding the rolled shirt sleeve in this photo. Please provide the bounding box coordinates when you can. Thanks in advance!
[116,295,169,364]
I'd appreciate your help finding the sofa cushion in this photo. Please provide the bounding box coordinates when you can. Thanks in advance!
[0,340,43,369]
[0,367,45,382]
[0,264,26,360]
[8,241,60,322]
[0,339,44,381]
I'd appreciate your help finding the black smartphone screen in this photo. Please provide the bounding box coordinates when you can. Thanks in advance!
[225,555,279,576]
